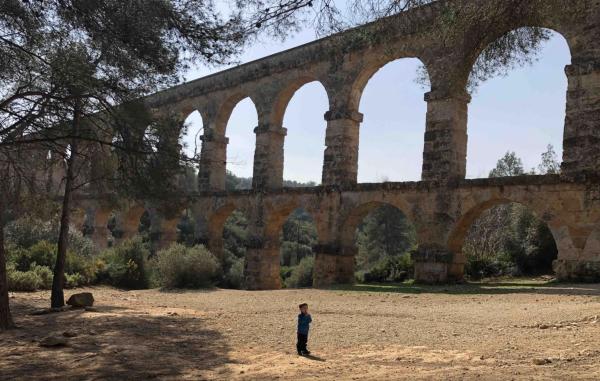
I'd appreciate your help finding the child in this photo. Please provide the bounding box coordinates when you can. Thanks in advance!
[296,303,312,356]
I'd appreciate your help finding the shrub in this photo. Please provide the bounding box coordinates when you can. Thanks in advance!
[5,216,95,257]
[285,256,314,288]
[7,264,42,292]
[8,240,56,271]
[98,238,151,289]
[465,257,510,280]
[361,253,413,283]
[65,273,85,288]
[280,265,293,285]
[153,244,220,289]
[31,265,53,289]
[65,250,97,284]
[223,257,245,289]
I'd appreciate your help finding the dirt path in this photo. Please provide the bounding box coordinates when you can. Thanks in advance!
[1,281,600,380]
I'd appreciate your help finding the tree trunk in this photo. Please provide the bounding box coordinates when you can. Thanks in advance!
[50,104,81,308]
[0,220,14,330]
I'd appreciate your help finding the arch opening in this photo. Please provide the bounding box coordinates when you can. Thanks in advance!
[344,202,417,283]
[450,201,558,280]
[466,28,571,178]
[224,98,257,181]
[279,208,318,288]
[220,209,249,289]
[281,81,328,186]
[180,110,204,160]
[355,58,431,182]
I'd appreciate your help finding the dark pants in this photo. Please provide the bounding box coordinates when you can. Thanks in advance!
[296,333,308,353]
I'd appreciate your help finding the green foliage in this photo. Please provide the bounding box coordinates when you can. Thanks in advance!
[285,256,314,288]
[360,254,412,283]
[7,240,54,271]
[489,151,525,177]
[5,216,95,257]
[152,244,220,289]
[5,239,97,287]
[464,150,559,279]
[225,171,252,190]
[98,238,151,289]
[223,257,245,289]
[7,263,42,292]
[177,213,197,246]
[31,265,53,289]
[538,144,560,175]
[223,211,248,260]
[65,273,85,289]
[355,205,416,282]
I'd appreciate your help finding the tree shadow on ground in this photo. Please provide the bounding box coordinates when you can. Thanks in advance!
[329,280,600,296]
[0,299,233,380]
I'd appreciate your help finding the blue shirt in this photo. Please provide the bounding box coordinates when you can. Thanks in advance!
[298,313,312,335]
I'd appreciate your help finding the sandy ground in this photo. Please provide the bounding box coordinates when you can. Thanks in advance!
[1,280,600,380]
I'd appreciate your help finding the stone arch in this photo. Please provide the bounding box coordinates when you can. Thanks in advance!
[341,200,415,246]
[351,57,432,182]
[274,79,330,185]
[348,55,433,112]
[338,200,417,282]
[205,203,241,260]
[270,77,331,127]
[214,95,259,178]
[214,93,257,137]
[208,203,239,241]
[464,27,572,178]
[279,207,319,287]
[180,110,204,159]
[447,196,574,278]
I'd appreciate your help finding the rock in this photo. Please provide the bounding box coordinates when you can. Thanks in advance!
[63,331,78,338]
[532,358,551,365]
[66,293,94,308]
[538,324,550,330]
[40,336,69,347]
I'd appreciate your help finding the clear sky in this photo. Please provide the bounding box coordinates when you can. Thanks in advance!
[181,25,571,184]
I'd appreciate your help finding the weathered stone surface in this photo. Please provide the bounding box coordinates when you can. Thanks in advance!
[66,293,95,308]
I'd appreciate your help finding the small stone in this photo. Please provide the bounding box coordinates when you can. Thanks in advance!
[40,336,69,348]
[84,306,99,312]
[62,331,78,338]
[538,324,550,330]
[532,358,551,365]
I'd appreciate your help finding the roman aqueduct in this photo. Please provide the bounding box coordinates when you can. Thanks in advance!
[51,0,600,288]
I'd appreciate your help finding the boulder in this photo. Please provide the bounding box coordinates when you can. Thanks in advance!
[40,336,69,347]
[66,292,94,308]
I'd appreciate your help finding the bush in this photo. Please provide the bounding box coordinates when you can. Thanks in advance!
[153,244,220,289]
[5,216,95,257]
[7,264,42,292]
[8,240,55,271]
[65,273,85,288]
[285,256,314,288]
[465,257,514,280]
[98,238,151,289]
[223,257,245,289]
[31,265,53,289]
[361,253,413,283]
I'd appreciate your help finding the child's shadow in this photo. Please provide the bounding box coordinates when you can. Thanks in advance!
[303,354,326,362]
